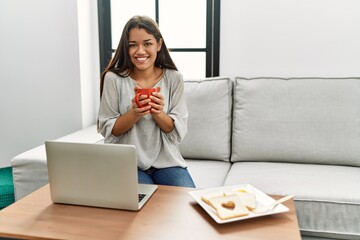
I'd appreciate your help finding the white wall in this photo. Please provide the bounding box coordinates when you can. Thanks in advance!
[0,0,99,167]
[220,0,360,78]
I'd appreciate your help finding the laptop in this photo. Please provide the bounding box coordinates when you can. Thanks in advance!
[45,140,157,211]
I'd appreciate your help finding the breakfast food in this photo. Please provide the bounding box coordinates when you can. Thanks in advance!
[201,191,224,205]
[202,189,257,220]
[208,195,250,220]
[224,191,256,210]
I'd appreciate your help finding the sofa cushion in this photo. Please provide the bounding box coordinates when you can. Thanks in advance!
[224,162,360,239]
[186,159,231,188]
[180,77,233,161]
[231,77,360,166]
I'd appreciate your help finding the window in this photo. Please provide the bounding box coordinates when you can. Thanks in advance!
[98,0,220,79]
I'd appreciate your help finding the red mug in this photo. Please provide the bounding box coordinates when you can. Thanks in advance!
[135,88,158,108]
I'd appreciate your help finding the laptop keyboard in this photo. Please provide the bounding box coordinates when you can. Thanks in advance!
[138,194,146,202]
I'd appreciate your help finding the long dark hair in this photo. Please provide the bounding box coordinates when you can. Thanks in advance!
[100,15,178,98]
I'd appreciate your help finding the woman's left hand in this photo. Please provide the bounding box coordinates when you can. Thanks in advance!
[149,86,164,114]
[149,86,174,133]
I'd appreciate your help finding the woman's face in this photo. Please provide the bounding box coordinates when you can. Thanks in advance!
[128,28,162,72]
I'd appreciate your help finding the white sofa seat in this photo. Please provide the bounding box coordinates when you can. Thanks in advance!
[186,160,231,188]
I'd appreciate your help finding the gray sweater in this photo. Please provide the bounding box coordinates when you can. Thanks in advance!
[98,69,188,170]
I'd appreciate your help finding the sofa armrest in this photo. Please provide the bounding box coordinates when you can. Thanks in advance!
[11,124,104,201]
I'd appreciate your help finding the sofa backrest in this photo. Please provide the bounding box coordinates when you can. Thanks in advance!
[231,77,360,167]
[179,77,233,162]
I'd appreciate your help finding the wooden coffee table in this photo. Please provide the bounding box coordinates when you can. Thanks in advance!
[0,184,301,240]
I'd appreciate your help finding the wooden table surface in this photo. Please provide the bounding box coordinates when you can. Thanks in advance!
[0,184,301,240]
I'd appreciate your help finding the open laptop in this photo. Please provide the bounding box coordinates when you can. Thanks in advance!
[45,140,157,211]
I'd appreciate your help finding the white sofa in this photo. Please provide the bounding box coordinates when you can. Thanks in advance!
[12,77,360,240]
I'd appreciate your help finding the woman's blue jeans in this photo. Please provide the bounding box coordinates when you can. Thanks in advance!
[138,167,196,188]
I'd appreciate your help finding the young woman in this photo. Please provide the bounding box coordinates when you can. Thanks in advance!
[98,15,195,188]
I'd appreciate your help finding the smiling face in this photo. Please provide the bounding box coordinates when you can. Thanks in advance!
[128,28,162,73]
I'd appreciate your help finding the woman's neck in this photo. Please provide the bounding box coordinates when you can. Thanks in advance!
[131,67,164,88]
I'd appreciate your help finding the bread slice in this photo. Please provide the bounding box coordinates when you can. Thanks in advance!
[224,191,256,210]
[201,191,224,205]
[208,195,250,220]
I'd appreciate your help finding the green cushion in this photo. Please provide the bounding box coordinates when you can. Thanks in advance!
[0,167,15,209]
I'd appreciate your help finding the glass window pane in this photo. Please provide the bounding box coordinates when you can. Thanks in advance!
[159,0,206,48]
[170,52,206,79]
[110,0,155,49]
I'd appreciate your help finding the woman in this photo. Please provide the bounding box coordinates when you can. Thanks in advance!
[98,15,195,188]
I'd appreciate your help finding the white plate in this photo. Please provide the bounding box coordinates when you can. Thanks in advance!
[188,184,289,224]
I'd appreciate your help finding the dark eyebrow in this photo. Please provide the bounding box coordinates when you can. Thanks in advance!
[129,39,152,43]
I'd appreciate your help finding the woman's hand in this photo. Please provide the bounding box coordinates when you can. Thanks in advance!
[149,87,175,133]
[149,86,164,114]
[132,86,152,116]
